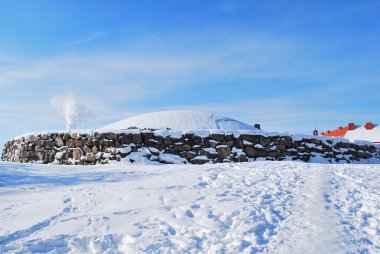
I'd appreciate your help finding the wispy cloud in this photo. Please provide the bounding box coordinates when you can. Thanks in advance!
[61,31,107,46]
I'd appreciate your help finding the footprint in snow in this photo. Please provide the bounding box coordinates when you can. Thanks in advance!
[196,181,208,188]
[185,210,194,218]
[63,196,72,203]
[191,204,200,209]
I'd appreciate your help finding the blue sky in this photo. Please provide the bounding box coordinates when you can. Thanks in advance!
[0,0,380,146]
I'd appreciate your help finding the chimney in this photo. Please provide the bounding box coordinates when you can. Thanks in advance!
[365,122,373,130]
[254,124,261,130]
[348,123,355,130]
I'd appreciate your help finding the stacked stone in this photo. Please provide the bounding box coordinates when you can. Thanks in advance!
[1,131,379,165]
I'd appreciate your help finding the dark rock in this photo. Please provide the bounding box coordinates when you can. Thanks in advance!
[36,152,44,161]
[220,141,235,147]
[145,139,160,146]
[184,133,195,139]
[35,146,44,152]
[225,134,234,141]
[235,153,247,162]
[73,139,83,147]
[208,140,219,148]
[356,150,369,158]
[44,151,55,163]
[184,137,196,146]
[163,137,174,145]
[55,137,64,147]
[180,151,197,159]
[106,132,117,140]
[200,148,218,159]
[132,133,142,144]
[190,156,210,164]
[142,132,154,142]
[63,133,70,141]
[323,152,335,158]
[279,138,292,147]
[35,138,44,147]
[216,145,231,161]
[234,138,244,149]
[27,151,38,160]
[84,138,94,147]
[173,145,192,152]
[244,147,268,157]
[119,134,132,144]
[92,139,100,147]
[268,150,281,158]
[259,139,271,147]
[297,147,306,153]
[66,139,74,148]
[164,148,180,155]
[92,146,98,154]
[100,139,111,147]
[210,134,224,142]
[44,140,54,149]
[86,153,96,162]
[239,134,260,143]
[83,145,92,154]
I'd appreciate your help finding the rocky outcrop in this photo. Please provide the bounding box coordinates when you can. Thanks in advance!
[2,130,379,165]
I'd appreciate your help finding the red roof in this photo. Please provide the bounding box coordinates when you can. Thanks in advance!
[322,126,349,138]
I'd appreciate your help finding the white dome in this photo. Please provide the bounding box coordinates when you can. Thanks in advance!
[100,111,256,131]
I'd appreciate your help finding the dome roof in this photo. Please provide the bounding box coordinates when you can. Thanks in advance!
[100,111,256,131]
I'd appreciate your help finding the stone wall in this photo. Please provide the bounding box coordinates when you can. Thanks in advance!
[2,130,380,165]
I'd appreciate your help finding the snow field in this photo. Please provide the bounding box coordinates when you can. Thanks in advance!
[0,161,379,253]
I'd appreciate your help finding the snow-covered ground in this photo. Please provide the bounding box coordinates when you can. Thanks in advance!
[0,161,379,253]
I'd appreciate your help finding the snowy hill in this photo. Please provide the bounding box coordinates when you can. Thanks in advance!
[100,111,257,131]
[0,161,379,253]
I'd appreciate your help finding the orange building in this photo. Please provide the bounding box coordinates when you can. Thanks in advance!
[321,122,380,144]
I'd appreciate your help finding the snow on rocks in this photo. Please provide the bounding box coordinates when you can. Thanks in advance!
[2,129,380,165]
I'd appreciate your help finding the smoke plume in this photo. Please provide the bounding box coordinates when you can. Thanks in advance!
[50,93,90,130]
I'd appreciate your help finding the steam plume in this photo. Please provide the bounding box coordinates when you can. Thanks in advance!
[50,93,90,130]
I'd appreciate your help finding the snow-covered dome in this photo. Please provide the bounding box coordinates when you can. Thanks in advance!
[100,111,256,130]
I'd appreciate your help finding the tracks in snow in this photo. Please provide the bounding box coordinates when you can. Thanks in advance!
[0,162,379,253]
